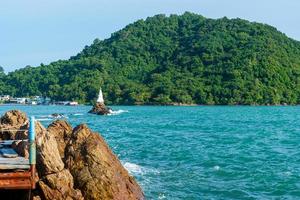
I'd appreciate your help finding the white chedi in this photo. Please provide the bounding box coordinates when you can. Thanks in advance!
[97,88,104,103]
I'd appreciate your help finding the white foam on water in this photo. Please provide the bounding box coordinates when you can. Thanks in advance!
[47,114,68,119]
[108,110,129,116]
[213,165,220,171]
[158,193,166,199]
[72,113,84,116]
[122,162,159,176]
[123,162,143,174]
[36,118,52,121]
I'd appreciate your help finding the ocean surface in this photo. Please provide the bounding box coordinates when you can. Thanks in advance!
[0,105,300,199]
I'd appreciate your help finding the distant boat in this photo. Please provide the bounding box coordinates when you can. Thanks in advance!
[97,88,104,104]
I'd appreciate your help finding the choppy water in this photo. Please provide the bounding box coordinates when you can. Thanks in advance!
[0,105,300,199]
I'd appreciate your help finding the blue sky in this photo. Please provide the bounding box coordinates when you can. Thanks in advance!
[0,0,299,72]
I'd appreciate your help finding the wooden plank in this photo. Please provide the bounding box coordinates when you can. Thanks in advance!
[0,164,30,170]
[0,148,18,158]
[0,157,29,166]
[0,178,32,189]
[0,140,28,145]
[0,140,15,145]
[0,172,31,178]
[0,156,28,161]
[0,159,29,165]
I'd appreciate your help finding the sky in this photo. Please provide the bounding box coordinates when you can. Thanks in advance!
[0,0,299,72]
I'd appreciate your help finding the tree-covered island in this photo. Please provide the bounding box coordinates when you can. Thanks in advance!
[1,12,300,105]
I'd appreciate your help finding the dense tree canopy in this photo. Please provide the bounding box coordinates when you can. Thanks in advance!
[1,12,300,105]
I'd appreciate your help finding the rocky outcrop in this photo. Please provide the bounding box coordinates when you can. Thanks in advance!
[47,120,73,158]
[88,102,112,115]
[38,169,83,200]
[65,124,144,200]
[12,140,29,159]
[34,119,83,200]
[0,110,28,126]
[0,110,144,200]
[0,110,29,140]
[36,128,64,176]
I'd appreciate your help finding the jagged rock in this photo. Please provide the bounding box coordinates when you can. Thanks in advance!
[65,124,144,200]
[15,129,28,140]
[88,102,112,115]
[38,169,83,200]
[47,120,73,158]
[33,196,42,200]
[36,129,64,176]
[12,140,29,159]
[35,119,83,200]
[0,110,29,140]
[0,110,28,126]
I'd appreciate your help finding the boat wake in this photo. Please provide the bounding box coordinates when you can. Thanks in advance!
[108,109,129,116]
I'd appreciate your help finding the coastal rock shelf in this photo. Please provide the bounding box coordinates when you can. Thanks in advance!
[0,110,144,200]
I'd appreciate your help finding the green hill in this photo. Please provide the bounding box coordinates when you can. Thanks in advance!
[1,12,300,105]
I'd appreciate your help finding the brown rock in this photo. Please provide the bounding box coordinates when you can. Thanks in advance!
[88,102,112,115]
[12,140,29,159]
[36,130,64,176]
[0,110,29,140]
[32,196,42,200]
[35,120,47,137]
[15,129,28,140]
[65,124,144,200]
[35,121,83,200]
[47,120,73,158]
[38,169,83,200]
[0,110,28,126]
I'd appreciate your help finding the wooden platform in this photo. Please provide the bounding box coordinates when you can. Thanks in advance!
[0,172,32,189]
[0,117,36,190]
[0,140,33,189]
[0,140,30,170]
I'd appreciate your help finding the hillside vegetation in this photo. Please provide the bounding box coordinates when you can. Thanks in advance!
[1,12,300,105]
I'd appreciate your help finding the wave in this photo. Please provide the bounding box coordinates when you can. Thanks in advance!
[47,114,68,119]
[158,193,167,199]
[122,162,159,176]
[123,162,143,174]
[108,109,129,116]
[72,113,84,116]
[36,118,52,121]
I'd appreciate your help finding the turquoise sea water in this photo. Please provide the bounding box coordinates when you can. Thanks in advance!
[1,105,300,199]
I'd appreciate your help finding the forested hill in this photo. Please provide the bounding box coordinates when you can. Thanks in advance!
[1,12,300,105]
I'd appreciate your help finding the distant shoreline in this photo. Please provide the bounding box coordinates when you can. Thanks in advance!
[0,103,298,107]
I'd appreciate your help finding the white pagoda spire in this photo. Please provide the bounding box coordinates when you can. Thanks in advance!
[97,88,104,103]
